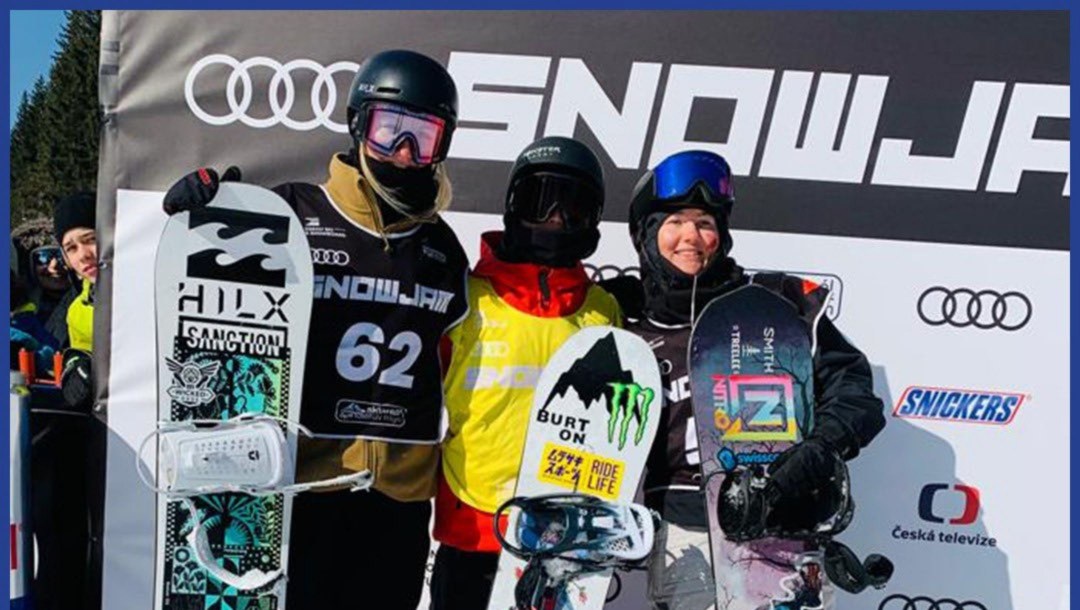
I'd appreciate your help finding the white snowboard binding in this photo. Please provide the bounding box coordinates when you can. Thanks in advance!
[137,414,373,590]
[494,494,658,610]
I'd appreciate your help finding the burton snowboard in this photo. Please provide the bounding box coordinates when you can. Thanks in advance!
[690,283,828,610]
[152,183,313,610]
[487,327,662,610]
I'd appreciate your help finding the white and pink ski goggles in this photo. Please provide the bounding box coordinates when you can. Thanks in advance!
[364,102,448,165]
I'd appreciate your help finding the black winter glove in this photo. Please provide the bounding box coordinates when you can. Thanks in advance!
[162,166,242,215]
[763,437,849,533]
[60,348,93,411]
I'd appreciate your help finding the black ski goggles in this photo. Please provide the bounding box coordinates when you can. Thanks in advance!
[507,172,603,230]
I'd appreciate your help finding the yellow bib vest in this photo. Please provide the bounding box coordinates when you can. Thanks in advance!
[441,276,620,513]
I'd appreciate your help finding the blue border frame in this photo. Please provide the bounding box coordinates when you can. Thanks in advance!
[3,5,1074,607]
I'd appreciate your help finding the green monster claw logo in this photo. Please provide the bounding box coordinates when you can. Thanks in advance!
[607,383,655,450]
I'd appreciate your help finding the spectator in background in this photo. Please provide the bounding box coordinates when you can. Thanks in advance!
[11,217,74,347]
[10,269,60,375]
[52,191,97,409]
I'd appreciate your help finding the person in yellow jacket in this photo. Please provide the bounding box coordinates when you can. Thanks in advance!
[430,136,621,610]
[53,192,97,351]
[163,50,469,610]
[52,191,97,408]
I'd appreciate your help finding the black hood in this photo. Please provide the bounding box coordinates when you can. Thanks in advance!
[635,211,745,325]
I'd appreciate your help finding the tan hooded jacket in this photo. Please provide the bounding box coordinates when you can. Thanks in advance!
[294,153,451,502]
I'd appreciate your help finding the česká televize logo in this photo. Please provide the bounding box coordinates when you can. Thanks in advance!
[892,386,1025,425]
[918,483,980,525]
[891,483,997,550]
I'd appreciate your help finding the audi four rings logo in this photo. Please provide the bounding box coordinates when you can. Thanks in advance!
[879,594,987,610]
[185,54,360,133]
[916,287,1032,331]
[583,264,640,281]
[312,249,350,266]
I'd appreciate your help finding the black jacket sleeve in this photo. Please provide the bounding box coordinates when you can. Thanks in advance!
[810,316,886,460]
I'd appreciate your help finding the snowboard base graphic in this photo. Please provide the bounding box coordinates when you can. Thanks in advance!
[487,327,662,610]
[153,183,313,610]
[690,284,830,610]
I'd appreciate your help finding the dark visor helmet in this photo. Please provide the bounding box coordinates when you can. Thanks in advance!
[628,150,735,243]
[505,136,605,230]
[346,49,458,164]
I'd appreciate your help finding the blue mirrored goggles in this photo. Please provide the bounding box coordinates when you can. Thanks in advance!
[30,246,65,269]
[651,150,734,203]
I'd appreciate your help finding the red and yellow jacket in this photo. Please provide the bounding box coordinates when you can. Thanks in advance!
[435,232,621,552]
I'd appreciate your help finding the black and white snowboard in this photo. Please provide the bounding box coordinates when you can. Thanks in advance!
[487,327,662,610]
[153,183,313,610]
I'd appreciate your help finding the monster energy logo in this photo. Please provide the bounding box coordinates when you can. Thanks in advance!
[607,383,655,450]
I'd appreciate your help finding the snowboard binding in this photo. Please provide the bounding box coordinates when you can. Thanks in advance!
[137,413,373,590]
[716,455,853,544]
[714,460,893,595]
[821,539,894,594]
[494,494,658,610]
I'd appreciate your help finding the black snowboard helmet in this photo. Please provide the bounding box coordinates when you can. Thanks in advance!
[627,151,740,324]
[500,136,605,268]
[346,49,458,164]
[628,150,734,254]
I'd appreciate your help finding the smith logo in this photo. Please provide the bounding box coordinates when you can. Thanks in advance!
[893,386,1024,425]
[607,383,655,450]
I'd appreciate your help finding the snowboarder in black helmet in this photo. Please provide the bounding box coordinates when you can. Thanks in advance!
[498,135,606,267]
[600,150,886,609]
[163,49,470,610]
[429,136,621,610]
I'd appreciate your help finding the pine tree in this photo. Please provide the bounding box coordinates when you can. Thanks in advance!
[9,11,101,226]
[10,78,52,225]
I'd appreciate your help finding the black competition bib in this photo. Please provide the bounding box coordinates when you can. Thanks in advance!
[289,187,467,442]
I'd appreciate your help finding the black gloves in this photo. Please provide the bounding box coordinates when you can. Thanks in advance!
[766,437,842,499]
[60,348,93,411]
[763,437,851,533]
[162,166,242,215]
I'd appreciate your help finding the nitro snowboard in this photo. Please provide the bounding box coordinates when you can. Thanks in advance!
[487,327,662,610]
[690,283,828,610]
[153,183,313,610]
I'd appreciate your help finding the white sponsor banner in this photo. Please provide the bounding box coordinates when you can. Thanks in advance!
[105,197,1067,610]
[444,210,1070,610]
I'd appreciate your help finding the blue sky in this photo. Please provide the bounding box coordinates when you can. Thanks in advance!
[9,10,65,130]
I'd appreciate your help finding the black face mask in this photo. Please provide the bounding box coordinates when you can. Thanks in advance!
[499,220,600,268]
[364,154,440,217]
